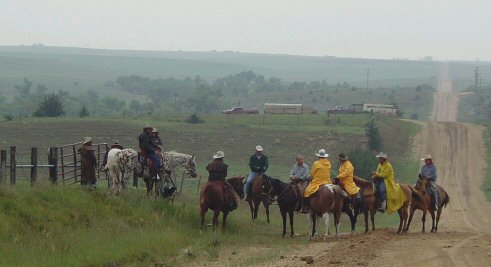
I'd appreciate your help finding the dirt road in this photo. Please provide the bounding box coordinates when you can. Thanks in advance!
[261,64,491,267]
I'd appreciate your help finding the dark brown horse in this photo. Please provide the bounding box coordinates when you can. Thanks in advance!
[200,176,245,231]
[248,173,271,223]
[262,177,300,237]
[353,176,378,233]
[405,177,449,233]
[308,184,350,240]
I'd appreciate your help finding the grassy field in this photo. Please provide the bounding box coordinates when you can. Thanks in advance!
[0,114,420,266]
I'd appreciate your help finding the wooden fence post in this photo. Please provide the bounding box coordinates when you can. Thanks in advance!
[72,145,78,182]
[60,147,65,185]
[0,150,6,186]
[10,146,16,186]
[30,147,38,185]
[48,147,58,184]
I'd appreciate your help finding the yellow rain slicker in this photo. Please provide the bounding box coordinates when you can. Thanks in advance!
[304,158,331,197]
[337,161,360,196]
[375,161,406,214]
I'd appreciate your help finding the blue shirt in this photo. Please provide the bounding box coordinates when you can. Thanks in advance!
[419,164,437,181]
[290,163,309,180]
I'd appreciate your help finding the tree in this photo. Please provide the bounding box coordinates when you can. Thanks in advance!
[79,105,90,117]
[129,100,142,115]
[348,148,374,178]
[365,119,382,151]
[187,84,223,114]
[33,93,65,117]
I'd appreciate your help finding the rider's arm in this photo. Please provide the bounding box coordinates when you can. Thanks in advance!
[337,163,351,180]
[426,166,437,181]
[375,164,389,179]
[263,156,269,172]
[299,165,309,180]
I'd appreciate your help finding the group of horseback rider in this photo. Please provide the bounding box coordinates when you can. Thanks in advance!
[205,145,440,214]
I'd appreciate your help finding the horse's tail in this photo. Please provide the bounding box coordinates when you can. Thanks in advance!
[443,192,450,208]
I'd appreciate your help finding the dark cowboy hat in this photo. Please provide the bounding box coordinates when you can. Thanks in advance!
[337,153,348,160]
[110,142,124,150]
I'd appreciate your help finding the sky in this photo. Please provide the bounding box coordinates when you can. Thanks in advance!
[1,0,490,60]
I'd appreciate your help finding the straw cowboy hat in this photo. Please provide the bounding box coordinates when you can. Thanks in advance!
[337,153,348,160]
[143,123,153,130]
[315,149,329,158]
[152,128,159,134]
[213,151,225,159]
[255,145,264,152]
[83,137,92,145]
[375,152,388,159]
[421,154,432,160]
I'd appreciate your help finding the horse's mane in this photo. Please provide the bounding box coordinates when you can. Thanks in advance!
[353,176,372,188]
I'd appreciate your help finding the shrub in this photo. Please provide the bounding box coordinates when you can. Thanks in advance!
[186,113,204,124]
[3,114,13,121]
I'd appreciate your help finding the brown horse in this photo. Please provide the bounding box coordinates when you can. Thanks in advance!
[200,176,245,231]
[353,176,377,233]
[308,184,349,240]
[405,177,449,233]
[248,173,271,223]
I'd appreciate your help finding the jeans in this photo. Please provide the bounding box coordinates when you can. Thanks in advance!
[374,179,386,202]
[245,172,258,195]
[428,180,439,206]
[147,152,161,179]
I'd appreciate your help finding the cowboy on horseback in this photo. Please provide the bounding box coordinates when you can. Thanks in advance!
[419,154,439,210]
[372,152,406,214]
[290,155,309,212]
[300,149,332,213]
[245,145,269,201]
[206,151,238,211]
[151,128,163,152]
[138,124,161,181]
[334,153,360,209]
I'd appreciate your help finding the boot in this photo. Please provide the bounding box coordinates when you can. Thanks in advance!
[299,197,310,214]
[245,194,250,202]
[378,200,386,213]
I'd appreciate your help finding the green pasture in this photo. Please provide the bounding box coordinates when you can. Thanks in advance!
[0,114,421,266]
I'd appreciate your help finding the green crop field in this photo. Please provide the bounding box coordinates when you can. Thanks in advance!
[0,114,421,266]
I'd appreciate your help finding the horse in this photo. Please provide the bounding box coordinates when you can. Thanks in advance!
[353,176,378,233]
[308,184,350,240]
[405,177,449,233]
[142,151,198,196]
[262,177,300,237]
[200,176,245,231]
[248,173,272,223]
[105,148,141,195]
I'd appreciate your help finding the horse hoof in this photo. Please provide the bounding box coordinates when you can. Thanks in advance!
[281,234,286,239]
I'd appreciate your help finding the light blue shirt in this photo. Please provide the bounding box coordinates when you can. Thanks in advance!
[419,164,437,181]
[290,163,309,180]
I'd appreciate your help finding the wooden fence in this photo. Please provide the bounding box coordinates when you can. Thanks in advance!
[0,143,108,186]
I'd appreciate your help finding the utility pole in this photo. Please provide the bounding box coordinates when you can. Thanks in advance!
[366,68,370,90]
[474,67,481,91]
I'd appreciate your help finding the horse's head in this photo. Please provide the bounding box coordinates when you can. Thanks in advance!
[260,174,273,198]
[185,154,198,178]
[228,176,245,199]
[416,176,428,192]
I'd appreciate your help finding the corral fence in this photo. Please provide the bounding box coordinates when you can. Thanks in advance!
[0,143,109,186]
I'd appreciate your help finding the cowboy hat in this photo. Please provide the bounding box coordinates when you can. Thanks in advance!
[375,152,388,159]
[315,149,329,158]
[110,141,124,150]
[255,145,263,152]
[83,137,92,145]
[421,154,432,160]
[337,153,348,160]
[143,123,153,130]
[152,128,159,134]
[213,151,225,159]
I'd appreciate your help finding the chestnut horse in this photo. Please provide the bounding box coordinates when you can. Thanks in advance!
[405,177,449,233]
[200,176,245,231]
[248,173,271,223]
[308,184,350,240]
[353,176,377,233]
[262,177,300,237]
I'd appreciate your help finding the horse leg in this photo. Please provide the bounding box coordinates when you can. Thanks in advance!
[363,208,369,233]
[212,209,220,231]
[309,212,316,240]
[370,207,376,231]
[248,200,254,220]
[281,209,287,238]
[405,207,416,233]
[265,202,270,224]
[200,206,207,230]
[421,208,427,233]
[397,209,403,234]
[253,199,260,220]
[222,211,229,231]
[346,209,356,235]
[289,210,295,237]
[435,205,443,233]
[334,211,341,240]
[323,213,331,240]
[429,209,436,233]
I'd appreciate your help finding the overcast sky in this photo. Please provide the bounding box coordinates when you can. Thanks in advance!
[1,0,490,60]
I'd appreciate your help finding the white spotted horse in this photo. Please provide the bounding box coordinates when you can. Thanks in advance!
[140,151,198,199]
[105,148,141,195]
